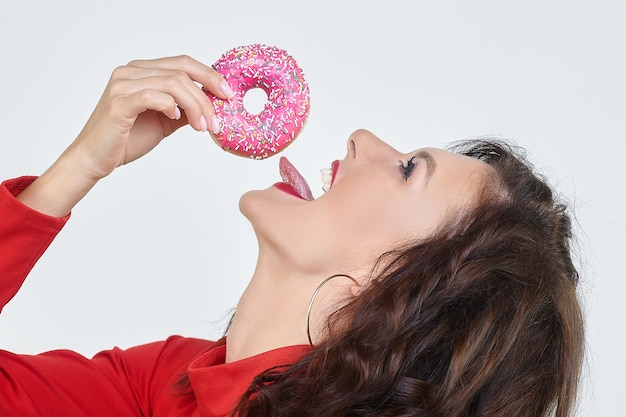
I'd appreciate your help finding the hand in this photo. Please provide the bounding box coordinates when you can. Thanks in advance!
[68,55,233,182]
[17,55,234,217]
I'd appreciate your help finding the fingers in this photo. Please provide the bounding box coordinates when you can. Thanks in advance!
[114,88,181,122]
[110,73,205,131]
[127,55,235,105]
[128,55,234,99]
[111,55,234,132]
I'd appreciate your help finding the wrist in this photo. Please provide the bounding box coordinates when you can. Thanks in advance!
[16,150,100,217]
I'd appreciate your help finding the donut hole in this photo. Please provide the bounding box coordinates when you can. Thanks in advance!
[243,88,268,115]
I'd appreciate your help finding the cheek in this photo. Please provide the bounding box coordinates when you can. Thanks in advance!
[358,194,450,246]
[326,191,416,249]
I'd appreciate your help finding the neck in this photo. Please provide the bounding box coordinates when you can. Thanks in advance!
[224,248,359,363]
[224,250,313,363]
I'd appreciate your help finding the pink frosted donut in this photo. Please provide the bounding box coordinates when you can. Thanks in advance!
[207,44,310,159]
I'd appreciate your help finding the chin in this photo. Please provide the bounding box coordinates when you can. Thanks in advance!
[239,188,319,257]
[238,187,288,227]
[238,189,258,219]
[240,185,310,219]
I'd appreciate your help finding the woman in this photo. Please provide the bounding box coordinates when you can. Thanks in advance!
[0,56,584,417]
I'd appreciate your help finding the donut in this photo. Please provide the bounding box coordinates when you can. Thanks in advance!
[207,44,310,159]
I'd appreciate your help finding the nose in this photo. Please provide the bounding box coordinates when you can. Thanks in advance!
[347,129,402,161]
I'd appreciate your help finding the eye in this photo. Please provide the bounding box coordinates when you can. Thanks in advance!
[400,156,417,181]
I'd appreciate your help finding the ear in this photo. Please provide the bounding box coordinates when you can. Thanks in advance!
[350,283,362,297]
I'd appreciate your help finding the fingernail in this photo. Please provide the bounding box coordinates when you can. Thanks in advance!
[174,106,181,120]
[210,115,221,134]
[220,81,234,99]
[199,115,208,132]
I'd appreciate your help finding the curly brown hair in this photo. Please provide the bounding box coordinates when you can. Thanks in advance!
[233,140,584,417]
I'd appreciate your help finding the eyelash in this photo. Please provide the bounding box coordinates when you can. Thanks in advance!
[400,156,417,181]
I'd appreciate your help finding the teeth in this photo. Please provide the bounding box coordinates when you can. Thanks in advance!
[320,168,332,193]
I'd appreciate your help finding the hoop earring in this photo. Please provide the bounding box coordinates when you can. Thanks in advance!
[306,274,359,347]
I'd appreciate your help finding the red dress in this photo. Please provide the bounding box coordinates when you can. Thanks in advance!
[0,177,310,417]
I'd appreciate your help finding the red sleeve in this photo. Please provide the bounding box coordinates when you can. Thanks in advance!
[0,176,69,313]
[0,335,213,416]
[0,176,213,416]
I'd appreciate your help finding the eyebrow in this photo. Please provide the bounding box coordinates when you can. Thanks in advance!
[415,150,436,183]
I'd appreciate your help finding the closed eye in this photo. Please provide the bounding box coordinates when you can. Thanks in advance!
[401,156,417,181]
[401,151,436,184]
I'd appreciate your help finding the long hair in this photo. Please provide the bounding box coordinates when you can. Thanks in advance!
[233,140,584,417]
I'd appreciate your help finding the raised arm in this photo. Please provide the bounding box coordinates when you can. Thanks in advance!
[0,56,231,416]
[17,55,233,218]
[1,55,233,310]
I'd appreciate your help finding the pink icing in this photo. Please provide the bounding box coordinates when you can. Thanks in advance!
[207,44,310,159]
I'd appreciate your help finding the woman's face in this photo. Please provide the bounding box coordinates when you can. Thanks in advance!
[240,129,492,277]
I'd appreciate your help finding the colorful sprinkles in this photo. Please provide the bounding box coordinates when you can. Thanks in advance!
[207,44,310,159]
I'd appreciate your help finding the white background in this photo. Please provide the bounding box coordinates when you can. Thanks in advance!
[0,1,623,415]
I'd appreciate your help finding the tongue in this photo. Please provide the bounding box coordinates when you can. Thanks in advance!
[279,157,314,201]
